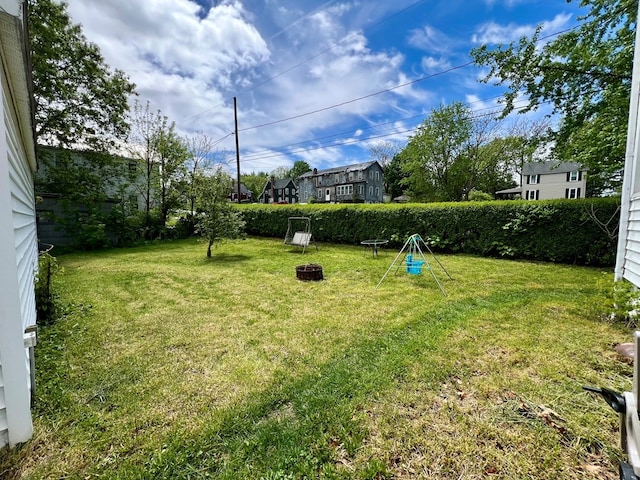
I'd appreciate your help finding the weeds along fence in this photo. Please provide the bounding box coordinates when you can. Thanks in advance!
[237,197,620,267]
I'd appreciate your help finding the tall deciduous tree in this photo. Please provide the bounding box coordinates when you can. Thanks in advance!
[401,103,474,201]
[241,171,269,202]
[471,0,637,193]
[289,160,311,180]
[29,0,136,149]
[195,168,246,257]
[128,101,187,236]
[157,127,188,226]
[185,133,226,216]
[400,103,523,201]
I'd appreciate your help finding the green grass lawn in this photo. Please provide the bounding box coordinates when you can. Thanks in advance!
[0,237,632,479]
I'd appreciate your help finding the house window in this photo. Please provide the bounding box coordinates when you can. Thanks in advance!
[37,209,54,224]
[569,171,579,182]
[336,185,354,196]
[369,170,374,180]
[526,190,539,200]
[375,187,380,197]
[317,189,322,198]
[566,187,581,199]
[529,174,539,185]
[349,172,353,181]
[375,171,380,181]
[359,185,364,195]
[369,186,373,196]
[358,171,363,180]
[316,176,322,186]
[128,162,137,174]
[334,173,340,183]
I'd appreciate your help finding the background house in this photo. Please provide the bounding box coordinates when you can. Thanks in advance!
[0,0,38,449]
[496,161,587,200]
[259,176,297,204]
[35,147,146,247]
[228,181,253,202]
[297,161,384,203]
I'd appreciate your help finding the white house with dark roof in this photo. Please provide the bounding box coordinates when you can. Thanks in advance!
[497,161,588,200]
[0,0,38,449]
[297,161,384,203]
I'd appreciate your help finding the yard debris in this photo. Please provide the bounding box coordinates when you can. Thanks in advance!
[614,342,634,363]
[504,392,569,436]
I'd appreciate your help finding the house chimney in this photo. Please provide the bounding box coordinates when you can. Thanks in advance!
[313,168,318,175]
[270,175,275,203]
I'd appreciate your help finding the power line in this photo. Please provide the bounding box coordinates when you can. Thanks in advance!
[238,61,475,133]
[235,101,540,165]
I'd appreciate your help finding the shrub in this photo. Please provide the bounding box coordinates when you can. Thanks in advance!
[35,253,62,326]
[237,198,620,266]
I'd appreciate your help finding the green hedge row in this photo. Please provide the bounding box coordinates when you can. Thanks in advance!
[238,198,620,266]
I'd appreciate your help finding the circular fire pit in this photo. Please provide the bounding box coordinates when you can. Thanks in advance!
[296,264,323,281]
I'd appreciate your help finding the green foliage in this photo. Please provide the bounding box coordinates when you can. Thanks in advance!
[289,160,312,180]
[590,275,640,328]
[195,168,246,257]
[383,154,407,199]
[399,102,519,201]
[239,197,619,266]
[471,0,637,193]
[35,253,61,325]
[29,0,136,149]
[241,171,270,203]
[156,124,189,225]
[468,190,493,201]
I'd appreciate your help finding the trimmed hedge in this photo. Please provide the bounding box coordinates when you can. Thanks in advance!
[237,197,620,266]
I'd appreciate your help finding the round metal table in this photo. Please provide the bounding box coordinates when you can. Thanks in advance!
[360,239,388,257]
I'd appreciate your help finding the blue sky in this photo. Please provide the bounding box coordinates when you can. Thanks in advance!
[64,0,586,174]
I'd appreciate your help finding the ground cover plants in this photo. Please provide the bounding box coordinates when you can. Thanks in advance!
[0,237,633,479]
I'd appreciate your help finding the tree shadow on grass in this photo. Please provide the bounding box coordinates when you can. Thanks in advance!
[113,290,542,479]
[198,253,253,265]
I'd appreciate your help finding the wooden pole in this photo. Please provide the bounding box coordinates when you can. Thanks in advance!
[234,96,241,203]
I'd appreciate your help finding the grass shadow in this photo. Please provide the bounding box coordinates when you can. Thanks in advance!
[115,289,536,479]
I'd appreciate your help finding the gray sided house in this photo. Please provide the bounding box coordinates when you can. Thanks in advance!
[298,161,384,203]
[35,147,146,247]
[259,177,298,204]
[0,0,38,449]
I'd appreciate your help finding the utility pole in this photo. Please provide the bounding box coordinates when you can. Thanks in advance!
[234,96,241,203]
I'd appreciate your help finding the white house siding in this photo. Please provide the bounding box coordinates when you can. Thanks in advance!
[0,1,37,449]
[622,198,640,287]
[616,0,640,285]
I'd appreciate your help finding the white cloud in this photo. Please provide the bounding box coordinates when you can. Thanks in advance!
[472,13,572,45]
[408,25,452,54]
[421,56,452,73]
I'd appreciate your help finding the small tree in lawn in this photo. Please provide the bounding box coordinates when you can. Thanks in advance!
[195,168,246,257]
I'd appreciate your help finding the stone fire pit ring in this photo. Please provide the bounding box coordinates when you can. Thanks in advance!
[296,264,323,281]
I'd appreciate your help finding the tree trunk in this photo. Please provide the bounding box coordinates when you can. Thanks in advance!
[207,239,213,257]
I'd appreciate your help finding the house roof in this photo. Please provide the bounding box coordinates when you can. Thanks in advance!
[0,6,36,172]
[522,161,585,175]
[260,177,296,196]
[273,178,295,189]
[231,182,252,194]
[299,160,381,178]
[495,186,523,195]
